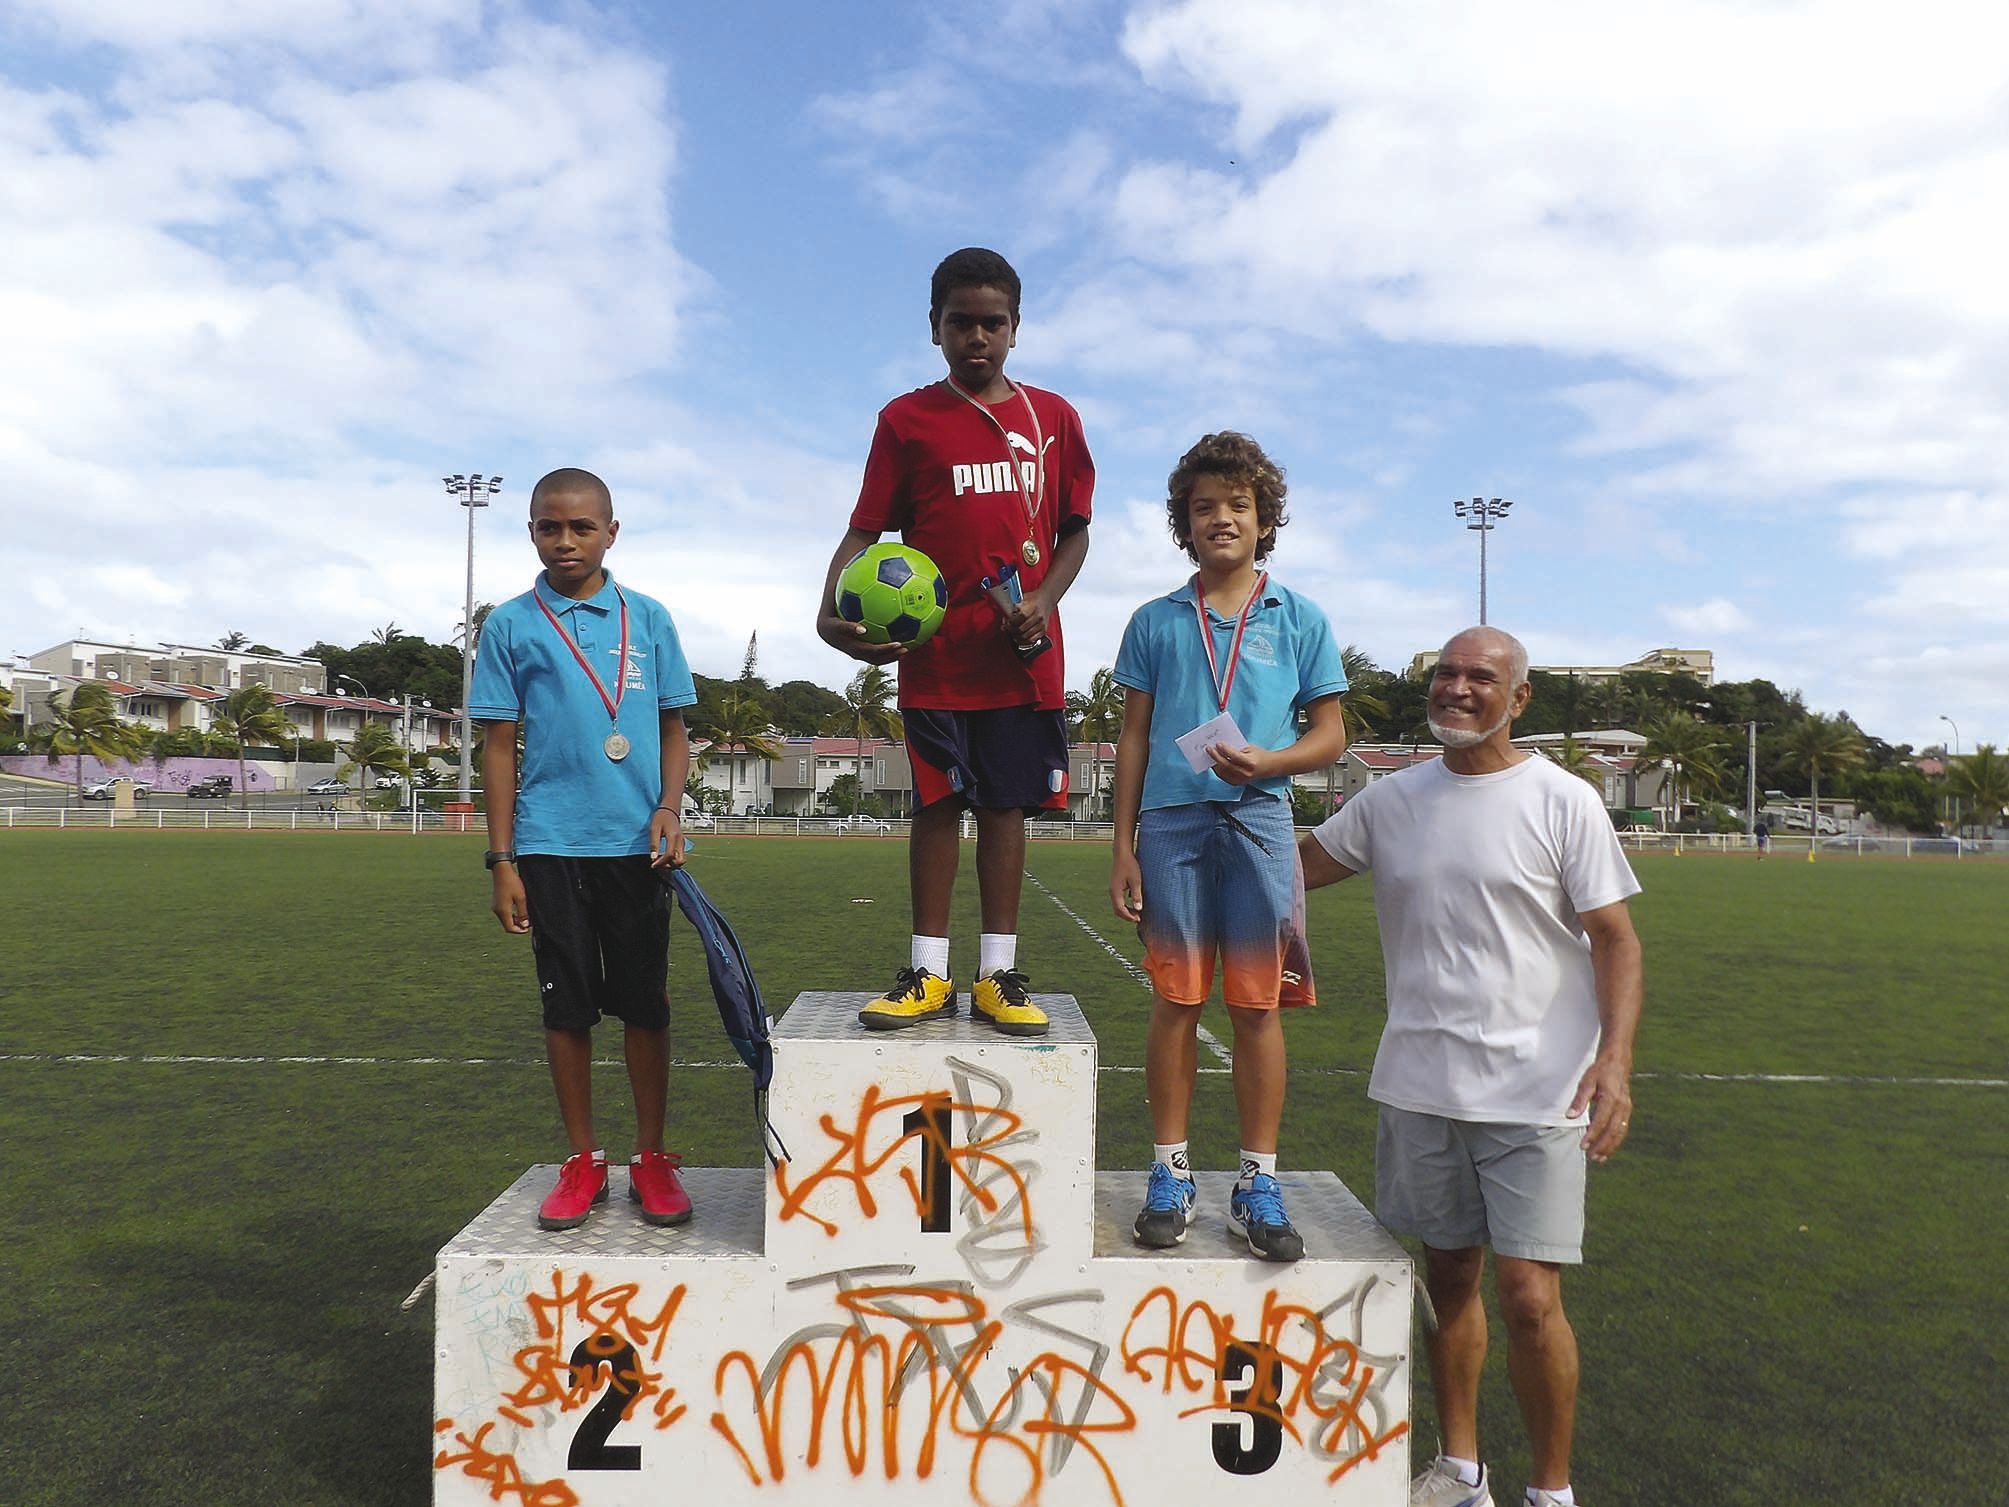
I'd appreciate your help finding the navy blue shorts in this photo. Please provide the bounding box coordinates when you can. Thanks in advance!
[517,855,671,1032]
[904,707,1069,813]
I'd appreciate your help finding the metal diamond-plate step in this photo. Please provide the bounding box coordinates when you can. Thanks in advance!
[1092,1169,1407,1264]
[440,1165,765,1261]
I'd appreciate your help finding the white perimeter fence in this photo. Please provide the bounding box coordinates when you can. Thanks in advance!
[1,806,2003,858]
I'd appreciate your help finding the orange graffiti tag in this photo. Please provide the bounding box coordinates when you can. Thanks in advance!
[500,1270,689,1430]
[1118,1285,1408,1483]
[772,1085,1035,1242]
[709,1281,1135,1507]
[432,1419,580,1507]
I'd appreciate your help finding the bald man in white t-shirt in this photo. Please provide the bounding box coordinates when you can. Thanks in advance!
[1303,627,1644,1507]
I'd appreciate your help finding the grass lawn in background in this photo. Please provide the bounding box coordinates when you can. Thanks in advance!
[0,832,2002,1505]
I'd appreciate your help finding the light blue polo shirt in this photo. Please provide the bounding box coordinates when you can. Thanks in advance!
[469,569,697,856]
[1112,576,1346,811]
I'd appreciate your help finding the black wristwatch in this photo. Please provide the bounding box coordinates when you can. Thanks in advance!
[484,850,516,870]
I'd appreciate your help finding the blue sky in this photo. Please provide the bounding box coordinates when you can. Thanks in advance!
[5,0,2005,752]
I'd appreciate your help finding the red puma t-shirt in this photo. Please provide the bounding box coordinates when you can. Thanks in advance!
[849,381,1095,710]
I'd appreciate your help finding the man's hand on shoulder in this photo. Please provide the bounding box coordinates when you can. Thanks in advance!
[817,612,909,665]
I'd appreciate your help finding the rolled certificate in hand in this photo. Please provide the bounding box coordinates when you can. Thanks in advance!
[982,567,1052,662]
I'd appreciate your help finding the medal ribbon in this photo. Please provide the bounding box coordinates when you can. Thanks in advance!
[944,377,1047,556]
[1192,571,1267,712]
[535,582,629,726]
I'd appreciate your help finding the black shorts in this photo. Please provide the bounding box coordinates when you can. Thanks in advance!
[517,855,671,1032]
[904,706,1069,814]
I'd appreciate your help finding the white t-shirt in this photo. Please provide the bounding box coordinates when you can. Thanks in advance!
[1312,754,1642,1125]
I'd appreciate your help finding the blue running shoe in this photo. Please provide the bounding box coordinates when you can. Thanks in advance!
[1228,1172,1305,1262]
[1132,1162,1198,1248]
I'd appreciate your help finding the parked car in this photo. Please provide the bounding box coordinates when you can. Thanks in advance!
[185,776,233,799]
[82,778,151,800]
[682,809,717,829]
[307,777,348,796]
[836,814,892,833]
[374,775,403,789]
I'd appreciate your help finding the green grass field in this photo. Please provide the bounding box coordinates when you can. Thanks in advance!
[1,832,2003,1505]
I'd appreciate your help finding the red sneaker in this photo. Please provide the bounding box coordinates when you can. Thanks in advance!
[628,1149,693,1226]
[537,1151,608,1230]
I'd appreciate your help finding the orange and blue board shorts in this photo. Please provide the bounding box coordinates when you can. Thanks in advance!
[1135,791,1315,1010]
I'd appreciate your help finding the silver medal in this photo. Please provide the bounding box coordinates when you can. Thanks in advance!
[604,731,631,762]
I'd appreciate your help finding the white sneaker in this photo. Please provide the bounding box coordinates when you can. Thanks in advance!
[1411,1456,1495,1507]
[1524,1491,1575,1507]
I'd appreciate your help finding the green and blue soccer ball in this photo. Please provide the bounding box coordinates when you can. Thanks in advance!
[834,544,948,646]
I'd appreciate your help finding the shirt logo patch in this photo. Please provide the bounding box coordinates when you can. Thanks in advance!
[608,644,649,690]
[1241,630,1279,668]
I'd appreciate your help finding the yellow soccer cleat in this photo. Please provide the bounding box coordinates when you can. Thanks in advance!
[858,967,956,1030]
[972,968,1048,1037]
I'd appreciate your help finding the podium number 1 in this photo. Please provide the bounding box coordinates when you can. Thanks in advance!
[902,1098,952,1232]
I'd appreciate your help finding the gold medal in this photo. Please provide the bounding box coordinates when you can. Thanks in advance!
[1021,539,1041,567]
[604,731,631,762]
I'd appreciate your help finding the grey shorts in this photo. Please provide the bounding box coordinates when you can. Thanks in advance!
[1376,1104,1587,1264]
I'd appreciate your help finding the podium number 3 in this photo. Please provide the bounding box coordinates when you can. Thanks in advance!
[568,1332,642,1471]
[902,1099,953,1232]
[1213,1340,1283,1474]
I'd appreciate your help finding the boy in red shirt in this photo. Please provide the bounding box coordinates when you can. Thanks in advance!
[816,248,1094,1036]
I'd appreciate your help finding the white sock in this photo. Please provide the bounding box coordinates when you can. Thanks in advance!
[911,934,950,977]
[1526,1486,1571,1506]
[1442,1455,1482,1488]
[978,932,1017,976]
[1237,1149,1276,1185]
[1152,1142,1192,1179]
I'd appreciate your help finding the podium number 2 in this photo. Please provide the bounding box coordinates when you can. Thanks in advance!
[902,1098,952,1232]
[568,1332,642,1471]
[1212,1340,1283,1474]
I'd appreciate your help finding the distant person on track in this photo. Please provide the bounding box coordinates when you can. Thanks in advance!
[1301,626,1645,1507]
[472,467,698,1234]
[1754,817,1770,858]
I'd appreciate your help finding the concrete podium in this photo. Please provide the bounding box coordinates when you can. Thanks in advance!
[434,992,1412,1505]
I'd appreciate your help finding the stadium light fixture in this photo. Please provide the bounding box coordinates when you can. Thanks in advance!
[445,473,504,804]
[1452,497,1513,625]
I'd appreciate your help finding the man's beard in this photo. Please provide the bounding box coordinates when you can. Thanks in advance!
[1428,708,1512,749]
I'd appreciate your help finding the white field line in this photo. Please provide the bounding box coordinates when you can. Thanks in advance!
[1023,869,1233,1069]
[2,1057,1999,1089]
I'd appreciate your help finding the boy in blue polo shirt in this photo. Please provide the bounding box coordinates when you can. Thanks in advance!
[471,467,698,1232]
[1108,432,1348,1261]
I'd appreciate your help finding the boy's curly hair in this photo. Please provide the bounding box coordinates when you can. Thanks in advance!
[1165,431,1288,563]
[930,247,1021,324]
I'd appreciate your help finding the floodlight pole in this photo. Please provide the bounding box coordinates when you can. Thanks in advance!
[445,473,504,805]
[1940,714,1961,834]
[1453,497,1513,624]
[1746,721,1758,835]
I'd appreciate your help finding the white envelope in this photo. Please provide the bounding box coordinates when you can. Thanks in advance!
[1175,711,1247,775]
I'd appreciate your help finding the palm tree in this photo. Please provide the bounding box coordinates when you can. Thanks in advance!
[696,690,783,813]
[216,630,250,651]
[42,683,145,795]
[1781,714,1865,842]
[835,666,902,818]
[340,721,411,806]
[1337,644,1390,745]
[1638,711,1727,822]
[1547,733,1605,793]
[1946,744,2009,836]
[453,603,495,653]
[208,682,290,807]
[1065,667,1125,820]
[372,622,405,644]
